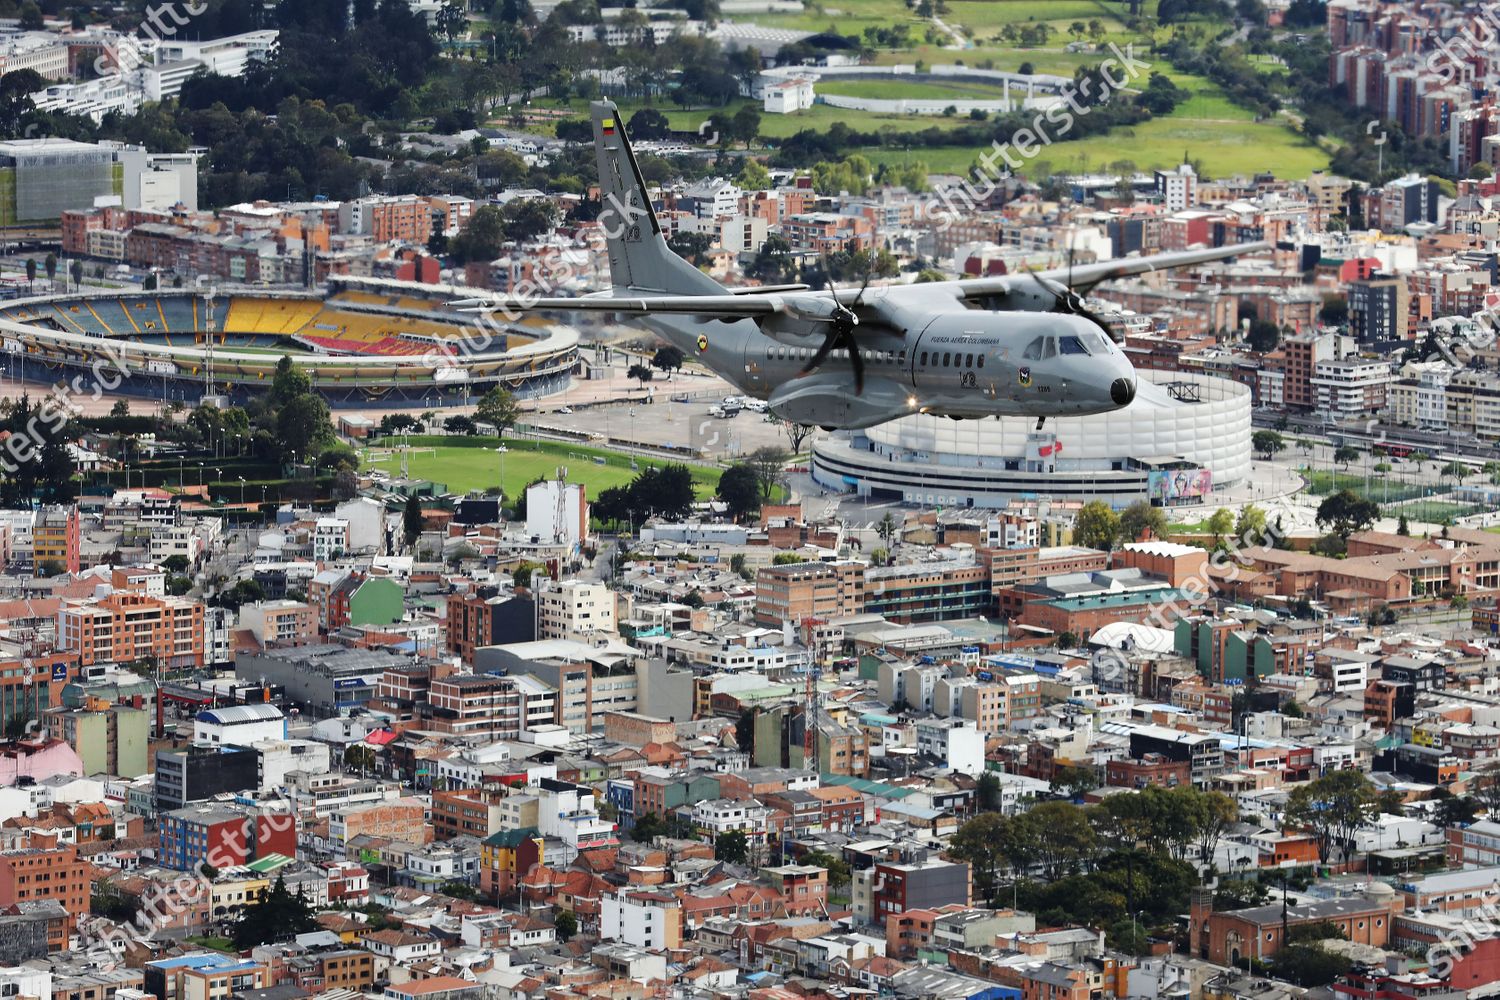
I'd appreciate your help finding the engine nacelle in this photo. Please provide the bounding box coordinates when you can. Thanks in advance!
[767,373,909,430]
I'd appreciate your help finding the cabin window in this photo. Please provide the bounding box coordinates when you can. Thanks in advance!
[978,355,985,369]
[943,352,951,367]
[965,353,974,367]
[920,352,928,366]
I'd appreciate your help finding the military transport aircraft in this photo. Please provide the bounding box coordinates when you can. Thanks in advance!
[476,100,1269,430]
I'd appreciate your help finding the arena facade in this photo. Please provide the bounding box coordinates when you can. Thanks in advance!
[0,276,578,408]
[812,372,1252,509]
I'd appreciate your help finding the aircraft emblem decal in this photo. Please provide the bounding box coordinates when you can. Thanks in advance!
[1018,366,1032,387]
[697,334,709,352]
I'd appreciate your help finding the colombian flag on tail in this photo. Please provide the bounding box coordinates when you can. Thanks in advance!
[601,118,616,135]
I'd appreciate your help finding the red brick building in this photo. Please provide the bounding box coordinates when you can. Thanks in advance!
[0,836,91,936]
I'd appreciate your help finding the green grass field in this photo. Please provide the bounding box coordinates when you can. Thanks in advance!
[360,437,722,499]
[815,77,1014,100]
[1303,468,1430,502]
[1386,500,1485,524]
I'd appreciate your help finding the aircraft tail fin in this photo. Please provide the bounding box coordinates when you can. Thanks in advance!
[590,100,725,296]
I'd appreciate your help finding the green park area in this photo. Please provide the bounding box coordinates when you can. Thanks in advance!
[359,436,722,500]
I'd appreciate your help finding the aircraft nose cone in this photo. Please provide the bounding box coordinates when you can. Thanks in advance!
[1111,377,1136,406]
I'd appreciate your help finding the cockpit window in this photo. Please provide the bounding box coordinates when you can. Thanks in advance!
[1083,331,1111,354]
[1059,335,1089,355]
[1022,336,1046,360]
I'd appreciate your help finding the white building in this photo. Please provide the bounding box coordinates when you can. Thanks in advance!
[537,579,617,640]
[313,518,350,561]
[534,777,616,851]
[913,718,985,776]
[334,497,389,554]
[763,77,816,113]
[525,480,588,549]
[194,703,286,747]
[0,966,51,1000]
[253,738,332,793]
[1155,164,1198,211]
[681,178,742,220]
[600,889,681,949]
[689,797,773,841]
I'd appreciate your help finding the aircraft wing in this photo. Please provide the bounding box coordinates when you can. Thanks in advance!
[943,241,1273,299]
[467,242,1270,316]
[460,293,780,316]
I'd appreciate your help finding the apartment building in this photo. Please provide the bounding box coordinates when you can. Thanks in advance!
[57,592,205,668]
[428,674,521,740]
[1310,357,1392,420]
[754,561,865,626]
[338,195,430,244]
[32,505,79,574]
[0,839,91,935]
[240,600,317,647]
[538,580,616,640]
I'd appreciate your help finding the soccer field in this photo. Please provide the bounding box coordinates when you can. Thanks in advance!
[361,437,722,500]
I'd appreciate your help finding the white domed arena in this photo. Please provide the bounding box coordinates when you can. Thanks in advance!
[811,372,1252,509]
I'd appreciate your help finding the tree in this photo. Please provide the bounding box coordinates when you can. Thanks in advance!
[1474,761,1500,820]
[443,414,477,435]
[1119,500,1169,543]
[631,811,667,842]
[747,446,786,501]
[652,345,685,377]
[737,158,771,190]
[1234,504,1267,544]
[717,464,761,521]
[449,204,506,263]
[801,849,851,894]
[976,771,1002,812]
[1073,500,1120,550]
[43,253,56,289]
[1397,513,1411,536]
[23,258,34,291]
[1316,490,1380,541]
[948,812,1010,904]
[1285,769,1376,866]
[1206,508,1235,550]
[69,259,82,291]
[1251,430,1285,458]
[1019,800,1096,880]
[627,363,654,387]
[17,2,41,30]
[1334,444,1361,467]
[231,873,317,948]
[1274,942,1353,986]
[555,910,578,941]
[475,386,521,437]
[877,511,899,548]
[1246,318,1280,352]
[715,830,749,864]
[403,495,424,545]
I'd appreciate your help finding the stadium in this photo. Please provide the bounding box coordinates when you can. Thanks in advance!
[0,276,579,408]
[812,372,1253,509]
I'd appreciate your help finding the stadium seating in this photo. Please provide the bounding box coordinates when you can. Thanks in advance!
[223,298,323,336]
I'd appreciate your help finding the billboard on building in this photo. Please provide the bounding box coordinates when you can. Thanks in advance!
[1148,468,1212,506]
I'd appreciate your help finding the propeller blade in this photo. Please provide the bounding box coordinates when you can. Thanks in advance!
[846,331,866,394]
[800,329,837,376]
